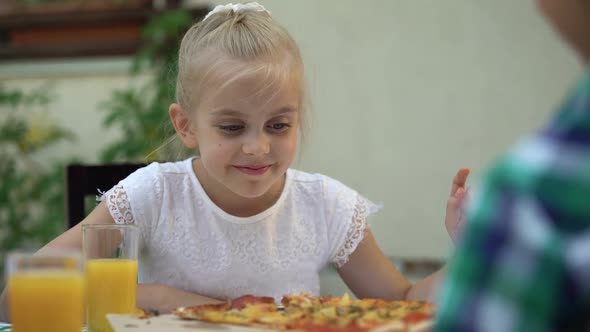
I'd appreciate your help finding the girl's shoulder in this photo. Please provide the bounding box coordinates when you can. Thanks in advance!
[287,169,379,268]
[103,158,195,226]
[288,168,347,185]
[123,158,193,184]
[108,158,195,205]
[287,169,360,203]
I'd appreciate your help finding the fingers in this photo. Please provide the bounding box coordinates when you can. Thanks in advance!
[447,187,467,211]
[456,187,466,202]
[450,168,470,195]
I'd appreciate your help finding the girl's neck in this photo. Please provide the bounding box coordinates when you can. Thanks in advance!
[192,159,285,218]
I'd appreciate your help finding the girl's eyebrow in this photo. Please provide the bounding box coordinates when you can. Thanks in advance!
[210,107,298,117]
[210,109,244,117]
[270,107,298,116]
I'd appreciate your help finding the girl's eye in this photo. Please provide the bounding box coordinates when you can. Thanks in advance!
[218,125,244,133]
[267,123,290,132]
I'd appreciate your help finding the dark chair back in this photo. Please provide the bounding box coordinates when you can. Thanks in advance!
[65,163,145,228]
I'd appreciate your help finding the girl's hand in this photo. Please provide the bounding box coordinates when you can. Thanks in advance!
[445,168,470,243]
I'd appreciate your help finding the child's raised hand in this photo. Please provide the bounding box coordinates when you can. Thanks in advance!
[445,168,470,243]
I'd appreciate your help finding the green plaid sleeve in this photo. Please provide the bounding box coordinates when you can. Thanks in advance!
[435,71,590,332]
[435,160,565,332]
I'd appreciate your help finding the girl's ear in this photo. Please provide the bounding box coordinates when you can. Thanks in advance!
[169,103,198,148]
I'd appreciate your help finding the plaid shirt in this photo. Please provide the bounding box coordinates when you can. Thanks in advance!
[435,71,590,332]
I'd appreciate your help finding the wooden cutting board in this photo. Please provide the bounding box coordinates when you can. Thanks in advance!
[108,314,273,332]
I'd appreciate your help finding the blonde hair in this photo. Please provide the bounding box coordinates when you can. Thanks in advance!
[175,7,307,130]
[147,6,309,162]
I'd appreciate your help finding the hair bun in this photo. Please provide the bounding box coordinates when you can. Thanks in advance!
[203,2,271,22]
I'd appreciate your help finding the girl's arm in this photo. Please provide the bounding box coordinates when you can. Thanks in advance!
[137,284,223,313]
[40,200,115,252]
[0,202,219,321]
[337,168,469,301]
[337,230,444,302]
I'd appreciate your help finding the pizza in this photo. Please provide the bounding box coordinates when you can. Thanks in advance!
[133,307,160,319]
[174,293,434,332]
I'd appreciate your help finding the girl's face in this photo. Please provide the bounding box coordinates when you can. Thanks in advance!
[190,64,301,200]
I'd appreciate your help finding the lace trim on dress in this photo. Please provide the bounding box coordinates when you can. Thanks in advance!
[98,185,135,225]
[333,196,380,268]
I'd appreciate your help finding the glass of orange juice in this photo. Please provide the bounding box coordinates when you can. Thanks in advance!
[7,250,85,332]
[83,224,138,332]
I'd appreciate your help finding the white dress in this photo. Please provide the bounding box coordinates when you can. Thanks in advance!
[102,158,378,300]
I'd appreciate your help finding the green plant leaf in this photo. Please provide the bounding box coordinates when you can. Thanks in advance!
[98,8,196,163]
[0,83,74,283]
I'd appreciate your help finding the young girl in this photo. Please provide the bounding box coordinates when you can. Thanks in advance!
[2,2,469,317]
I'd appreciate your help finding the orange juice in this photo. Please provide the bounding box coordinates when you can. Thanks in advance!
[9,271,85,332]
[86,259,138,332]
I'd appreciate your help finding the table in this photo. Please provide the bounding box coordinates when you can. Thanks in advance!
[0,323,87,332]
[108,314,266,332]
[0,316,260,332]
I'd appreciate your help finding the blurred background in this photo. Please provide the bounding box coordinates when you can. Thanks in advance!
[0,0,584,294]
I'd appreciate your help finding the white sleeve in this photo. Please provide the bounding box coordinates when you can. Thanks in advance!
[322,176,381,268]
[99,163,163,246]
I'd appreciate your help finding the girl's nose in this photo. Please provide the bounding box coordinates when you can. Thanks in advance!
[241,131,270,156]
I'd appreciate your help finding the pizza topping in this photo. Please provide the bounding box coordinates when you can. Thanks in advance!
[174,293,435,332]
[402,312,431,324]
[231,294,275,309]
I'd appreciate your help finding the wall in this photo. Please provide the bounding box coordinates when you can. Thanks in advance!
[0,0,583,261]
